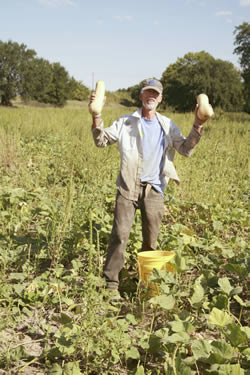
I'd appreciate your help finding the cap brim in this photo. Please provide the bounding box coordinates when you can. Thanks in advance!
[141,85,162,94]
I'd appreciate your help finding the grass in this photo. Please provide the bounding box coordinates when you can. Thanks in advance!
[0,103,249,375]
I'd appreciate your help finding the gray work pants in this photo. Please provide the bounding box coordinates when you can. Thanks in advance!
[103,185,165,290]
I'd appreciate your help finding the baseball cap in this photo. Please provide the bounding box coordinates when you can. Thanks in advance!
[141,78,163,94]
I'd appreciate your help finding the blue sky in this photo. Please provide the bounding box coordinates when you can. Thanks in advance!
[1,0,249,91]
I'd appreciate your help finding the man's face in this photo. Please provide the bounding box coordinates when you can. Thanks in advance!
[140,89,162,111]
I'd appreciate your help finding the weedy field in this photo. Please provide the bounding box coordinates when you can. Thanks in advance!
[0,104,249,375]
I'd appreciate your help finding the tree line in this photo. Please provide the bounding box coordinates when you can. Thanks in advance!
[0,41,89,106]
[0,22,249,112]
[121,22,250,113]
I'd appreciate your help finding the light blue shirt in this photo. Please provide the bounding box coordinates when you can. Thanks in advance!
[140,116,165,195]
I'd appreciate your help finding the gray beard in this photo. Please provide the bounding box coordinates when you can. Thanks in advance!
[142,100,158,111]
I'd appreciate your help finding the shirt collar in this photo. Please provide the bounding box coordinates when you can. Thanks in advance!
[132,107,161,119]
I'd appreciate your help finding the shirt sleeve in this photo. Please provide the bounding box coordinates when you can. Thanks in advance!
[170,120,201,157]
[92,117,123,147]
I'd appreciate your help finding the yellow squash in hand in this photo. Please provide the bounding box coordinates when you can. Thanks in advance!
[89,80,105,115]
[197,93,214,121]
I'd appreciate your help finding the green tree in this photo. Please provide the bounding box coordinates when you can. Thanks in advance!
[210,59,244,111]
[233,22,250,113]
[0,40,36,105]
[69,77,89,101]
[130,82,142,107]
[161,51,244,112]
[21,57,53,103]
[46,62,71,106]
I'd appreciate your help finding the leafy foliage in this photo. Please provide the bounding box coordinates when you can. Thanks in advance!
[233,22,250,113]
[22,58,53,103]
[0,40,36,105]
[0,40,89,107]
[234,22,250,71]
[161,51,244,112]
[45,62,71,107]
[68,78,90,101]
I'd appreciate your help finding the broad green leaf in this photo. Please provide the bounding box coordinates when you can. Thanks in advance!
[211,294,228,309]
[175,356,192,375]
[241,326,250,339]
[166,331,190,344]
[224,263,246,276]
[54,313,72,325]
[209,341,235,364]
[68,304,82,313]
[22,307,33,317]
[64,361,82,375]
[191,339,212,361]
[125,313,137,325]
[181,233,194,245]
[190,283,205,305]
[148,334,162,353]
[233,295,249,307]
[212,240,224,250]
[217,363,242,375]
[138,335,150,350]
[111,348,120,364]
[125,346,140,360]
[13,284,25,296]
[135,365,145,375]
[221,247,235,258]
[48,364,63,375]
[169,320,185,332]
[62,297,74,306]
[242,347,250,358]
[117,318,129,330]
[160,284,170,294]
[8,272,26,281]
[218,277,233,295]
[208,308,233,328]
[213,220,224,231]
[149,294,175,310]
[149,268,172,283]
[169,319,194,334]
[224,323,248,347]
[231,286,243,296]
[56,336,75,355]
[172,250,189,271]
[183,356,196,366]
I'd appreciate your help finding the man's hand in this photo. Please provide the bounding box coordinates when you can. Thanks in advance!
[193,104,206,135]
[88,92,106,114]
[194,104,207,125]
[88,92,97,115]
[89,92,106,128]
[88,80,106,116]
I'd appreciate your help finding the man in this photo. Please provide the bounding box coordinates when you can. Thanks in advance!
[89,78,206,293]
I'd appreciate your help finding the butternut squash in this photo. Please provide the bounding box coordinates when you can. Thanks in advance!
[89,80,105,115]
[197,93,214,121]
